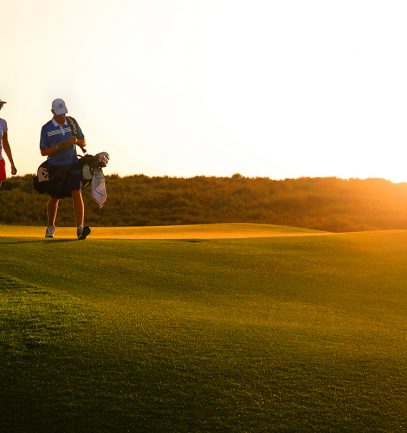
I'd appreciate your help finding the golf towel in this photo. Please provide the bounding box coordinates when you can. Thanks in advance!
[91,168,107,207]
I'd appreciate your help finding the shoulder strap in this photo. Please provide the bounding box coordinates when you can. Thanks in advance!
[66,116,80,138]
[66,116,87,154]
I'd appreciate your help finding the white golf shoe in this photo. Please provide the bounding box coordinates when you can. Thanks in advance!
[45,226,55,238]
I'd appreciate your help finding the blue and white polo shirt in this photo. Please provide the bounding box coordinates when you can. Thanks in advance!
[0,118,7,160]
[40,118,85,166]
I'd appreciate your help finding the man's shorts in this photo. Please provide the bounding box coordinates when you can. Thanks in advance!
[48,163,82,198]
[0,159,6,181]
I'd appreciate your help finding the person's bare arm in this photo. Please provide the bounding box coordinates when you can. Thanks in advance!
[76,137,86,150]
[40,136,82,156]
[2,131,17,175]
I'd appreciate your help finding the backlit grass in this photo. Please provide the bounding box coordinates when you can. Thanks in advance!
[0,226,406,432]
[0,222,325,239]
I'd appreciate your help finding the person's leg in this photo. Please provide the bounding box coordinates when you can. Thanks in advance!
[72,189,91,240]
[71,189,84,227]
[47,197,59,226]
[0,160,6,187]
[45,196,59,237]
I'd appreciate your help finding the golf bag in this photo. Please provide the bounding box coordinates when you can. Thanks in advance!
[78,152,110,207]
[33,152,110,207]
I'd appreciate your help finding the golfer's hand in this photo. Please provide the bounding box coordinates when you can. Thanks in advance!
[11,165,17,175]
[59,141,74,150]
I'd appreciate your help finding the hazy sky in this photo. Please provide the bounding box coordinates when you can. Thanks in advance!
[2,0,407,181]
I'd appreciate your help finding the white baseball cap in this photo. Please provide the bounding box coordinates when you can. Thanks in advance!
[52,98,68,115]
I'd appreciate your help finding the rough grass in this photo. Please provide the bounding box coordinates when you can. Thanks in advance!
[0,225,406,432]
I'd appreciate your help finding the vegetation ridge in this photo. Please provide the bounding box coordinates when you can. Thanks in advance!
[2,174,407,231]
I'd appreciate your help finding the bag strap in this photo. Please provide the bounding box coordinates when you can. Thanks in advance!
[66,116,80,138]
[66,116,87,154]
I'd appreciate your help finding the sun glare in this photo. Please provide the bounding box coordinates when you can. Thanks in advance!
[2,0,407,182]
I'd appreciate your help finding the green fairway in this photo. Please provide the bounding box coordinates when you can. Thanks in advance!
[0,226,406,432]
[0,222,325,239]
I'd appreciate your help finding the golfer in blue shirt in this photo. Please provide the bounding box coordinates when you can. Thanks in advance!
[40,98,91,240]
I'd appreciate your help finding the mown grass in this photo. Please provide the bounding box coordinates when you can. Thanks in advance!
[0,222,324,239]
[0,228,406,432]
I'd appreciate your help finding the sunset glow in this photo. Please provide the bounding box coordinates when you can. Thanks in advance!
[2,0,407,182]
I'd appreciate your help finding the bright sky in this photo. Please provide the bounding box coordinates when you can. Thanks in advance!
[2,0,407,181]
